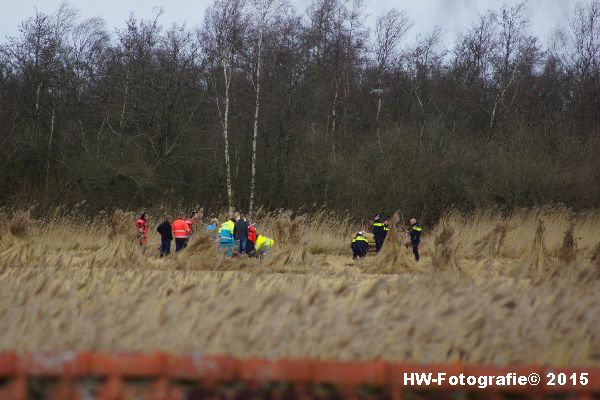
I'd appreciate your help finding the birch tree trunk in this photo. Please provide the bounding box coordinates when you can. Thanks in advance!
[375,95,383,153]
[248,0,282,214]
[248,28,263,215]
[330,77,339,155]
[222,59,234,214]
[35,83,42,115]
[45,102,55,194]
[119,68,129,133]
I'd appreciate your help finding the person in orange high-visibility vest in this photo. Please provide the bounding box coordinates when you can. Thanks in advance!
[135,211,149,254]
[172,214,192,252]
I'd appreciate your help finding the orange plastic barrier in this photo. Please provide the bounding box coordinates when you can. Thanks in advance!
[0,352,598,399]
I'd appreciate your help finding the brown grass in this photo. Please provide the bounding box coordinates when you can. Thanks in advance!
[364,213,417,274]
[559,224,577,265]
[0,207,599,366]
[432,227,460,272]
[8,210,34,239]
[592,243,600,267]
[468,222,510,258]
[518,220,553,276]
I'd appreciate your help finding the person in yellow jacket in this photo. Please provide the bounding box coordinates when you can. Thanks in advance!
[218,217,236,256]
[254,234,275,256]
[351,231,369,259]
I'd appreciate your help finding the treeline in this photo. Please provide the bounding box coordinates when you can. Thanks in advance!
[0,0,599,220]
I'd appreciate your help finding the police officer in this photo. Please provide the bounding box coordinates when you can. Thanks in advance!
[371,214,389,252]
[351,231,369,259]
[409,218,422,261]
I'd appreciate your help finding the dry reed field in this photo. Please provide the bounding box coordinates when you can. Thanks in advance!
[0,206,599,367]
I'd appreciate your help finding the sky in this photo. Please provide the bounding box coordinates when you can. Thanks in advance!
[0,0,573,48]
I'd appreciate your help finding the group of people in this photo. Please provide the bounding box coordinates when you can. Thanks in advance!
[135,210,274,258]
[136,211,200,256]
[137,210,421,261]
[350,214,422,261]
[212,211,275,257]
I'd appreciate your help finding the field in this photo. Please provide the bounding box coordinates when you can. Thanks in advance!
[0,207,599,367]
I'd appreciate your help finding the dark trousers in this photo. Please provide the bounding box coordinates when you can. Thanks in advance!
[374,237,384,252]
[160,239,171,257]
[352,243,367,259]
[246,241,256,255]
[175,238,188,252]
[238,237,248,254]
[412,243,420,261]
[353,250,366,259]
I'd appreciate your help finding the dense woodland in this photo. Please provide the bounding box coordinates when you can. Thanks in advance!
[0,0,599,219]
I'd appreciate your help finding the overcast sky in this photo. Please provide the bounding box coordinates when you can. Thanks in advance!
[0,0,573,48]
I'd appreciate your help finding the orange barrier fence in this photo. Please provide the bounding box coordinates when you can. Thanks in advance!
[0,352,599,399]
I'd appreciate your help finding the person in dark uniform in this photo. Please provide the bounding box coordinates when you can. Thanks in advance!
[371,214,389,252]
[351,231,369,259]
[409,218,422,261]
[233,212,249,255]
[156,215,173,257]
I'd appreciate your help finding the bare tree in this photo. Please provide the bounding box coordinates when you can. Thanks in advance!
[452,12,497,132]
[4,3,77,193]
[0,0,599,216]
[115,10,163,135]
[305,0,367,158]
[6,4,72,120]
[488,1,536,129]
[454,13,497,83]
[405,28,445,141]
[374,8,411,80]
[373,8,411,151]
[70,17,109,95]
[248,0,287,215]
[554,0,600,80]
[203,0,246,213]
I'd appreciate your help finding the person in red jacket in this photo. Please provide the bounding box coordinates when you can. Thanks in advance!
[135,211,149,254]
[186,210,197,236]
[246,223,257,255]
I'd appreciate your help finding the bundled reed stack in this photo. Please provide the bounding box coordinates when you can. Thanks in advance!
[265,214,314,271]
[469,222,510,259]
[0,210,49,269]
[558,224,577,266]
[102,209,141,267]
[432,227,460,272]
[365,213,416,273]
[177,230,237,271]
[519,219,552,276]
[8,210,33,239]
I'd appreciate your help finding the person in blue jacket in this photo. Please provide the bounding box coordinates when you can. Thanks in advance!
[206,218,219,241]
